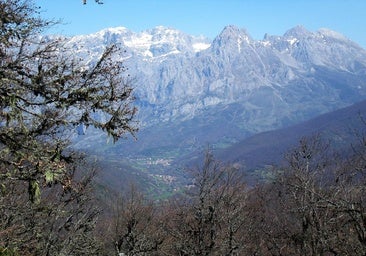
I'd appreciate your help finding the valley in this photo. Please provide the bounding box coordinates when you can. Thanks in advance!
[67,25,366,196]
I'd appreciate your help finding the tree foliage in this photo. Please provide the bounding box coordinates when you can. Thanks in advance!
[0,0,137,254]
[0,159,102,255]
[0,0,137,202]
[82,0,104,4]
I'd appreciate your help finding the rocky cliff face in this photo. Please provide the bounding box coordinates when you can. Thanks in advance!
[67,25,366,151]
[60,25,366,193]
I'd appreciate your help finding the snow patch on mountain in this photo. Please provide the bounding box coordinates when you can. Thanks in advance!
[66,25,366,134]
[68,26,211,61]
[317,28,349,42]
[193,42,211,52]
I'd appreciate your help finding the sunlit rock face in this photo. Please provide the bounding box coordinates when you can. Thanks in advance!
[67,25,366,139]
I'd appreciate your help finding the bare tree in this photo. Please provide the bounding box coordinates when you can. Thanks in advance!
[250,135,366,255]
[164,151,248,256]
[0,155,102,255]
[330,131,366,254]
[103,185,166,256]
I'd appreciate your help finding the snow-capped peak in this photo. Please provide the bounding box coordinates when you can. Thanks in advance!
[99,26,129,35]
[217,25,252,42]
[317,28,348,42]
[284,25,312,38]
[68,26,210,59]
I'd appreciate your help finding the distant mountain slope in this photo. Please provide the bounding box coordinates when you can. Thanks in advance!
[67,25,366,192]
[69,26,366,128]
[216,99,366,170]
[69,25,366,135]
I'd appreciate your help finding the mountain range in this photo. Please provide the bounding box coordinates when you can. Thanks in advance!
[65,25,366,193]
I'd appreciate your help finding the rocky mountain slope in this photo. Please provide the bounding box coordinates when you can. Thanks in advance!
[66,25,366,190]
[69,25,366,132]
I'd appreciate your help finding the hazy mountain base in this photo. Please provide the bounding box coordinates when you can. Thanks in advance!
[73,82,366,197]
[74,99,366,199]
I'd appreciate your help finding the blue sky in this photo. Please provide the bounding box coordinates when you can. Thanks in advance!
[36,0,366,48]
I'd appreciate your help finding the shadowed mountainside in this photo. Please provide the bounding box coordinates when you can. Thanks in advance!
[216,99,366,170]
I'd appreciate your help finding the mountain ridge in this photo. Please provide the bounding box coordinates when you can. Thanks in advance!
[216,98,366,171]
[68,25,366,177]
